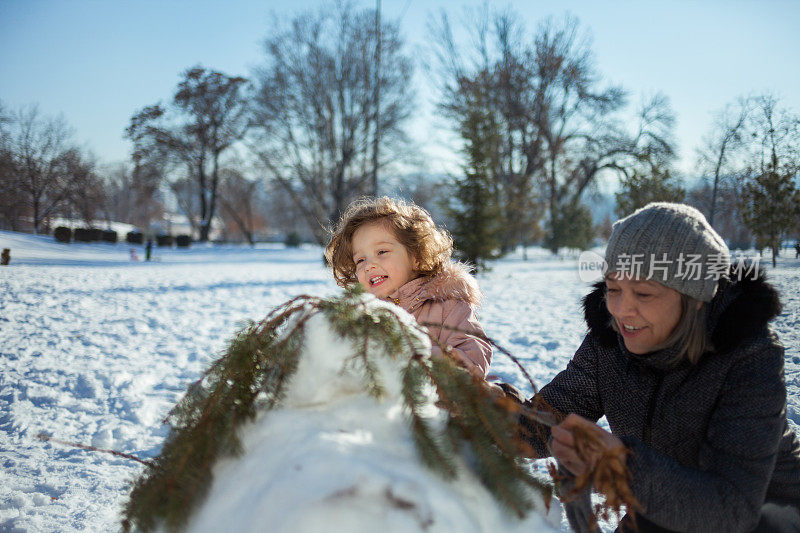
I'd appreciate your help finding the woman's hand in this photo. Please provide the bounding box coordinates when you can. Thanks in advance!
[550,413,625,477]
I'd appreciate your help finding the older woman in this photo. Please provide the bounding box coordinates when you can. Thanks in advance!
[522,203,800,532]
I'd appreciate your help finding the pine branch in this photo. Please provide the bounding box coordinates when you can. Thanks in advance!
[123,299,313,532]
[401,357,458,478]
[427,356,539,517]
[121,288,557,532]
[417,322,639,523]
[417,321,540,394]
[327,297,388,399]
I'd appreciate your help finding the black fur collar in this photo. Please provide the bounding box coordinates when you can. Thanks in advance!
[583,263,783,354]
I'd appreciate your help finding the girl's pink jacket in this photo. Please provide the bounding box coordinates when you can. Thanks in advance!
[386,262,492,377]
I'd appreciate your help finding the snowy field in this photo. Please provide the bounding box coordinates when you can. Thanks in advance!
[1,230,798,532]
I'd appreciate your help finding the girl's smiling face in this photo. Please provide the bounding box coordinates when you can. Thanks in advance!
[351,221,417,299]
[604,273,684,354]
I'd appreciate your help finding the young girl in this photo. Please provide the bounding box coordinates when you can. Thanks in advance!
[325,197,492,377]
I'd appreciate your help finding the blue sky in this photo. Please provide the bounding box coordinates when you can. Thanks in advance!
[1,0,798,180]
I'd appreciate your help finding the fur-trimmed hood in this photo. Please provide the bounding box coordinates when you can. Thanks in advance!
[582,262,783,353]
[391,261,482,309]
[386,261,491,376]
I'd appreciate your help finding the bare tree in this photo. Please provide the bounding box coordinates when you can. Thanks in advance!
[686,181,752,249]
[249,3,414,243]
[217,168,264,245]
[739,94,800,266]
[262,180,317,242]
[0,100,10,140]
[695,98,750,226]
[0,101,23,230]
[60,149,108,227]
[0,153,24,230]
[104,163,135,227]
[126,66,250,241]
[169,177,201,236]
[745,94,800,177]
[609,94,684,215]
[105,161,165,230]
[5,105,76,233]
[430,10,673,253]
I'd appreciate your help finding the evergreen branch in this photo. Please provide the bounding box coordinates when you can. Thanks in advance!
[428,357,535,517]
[122,288,554,532]
[418,320,638,523]
[321,296,389,398]
[413,325,557,512]
[351,318,386,399]
[416,322,560,433]
[418,321,540,394]
[395,313,437,361]
[470,391,550,510]
[123,302,312,532]
[401,358,458,478]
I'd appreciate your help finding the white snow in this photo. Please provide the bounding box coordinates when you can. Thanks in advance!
[1,230,798,532]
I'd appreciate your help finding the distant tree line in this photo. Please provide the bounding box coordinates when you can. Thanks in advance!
[0,103,102,234]
[614,93,800,267]
[1,4,798,262]
[428,8,800,267]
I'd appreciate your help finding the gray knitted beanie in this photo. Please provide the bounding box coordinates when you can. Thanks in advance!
[605,202,730,302]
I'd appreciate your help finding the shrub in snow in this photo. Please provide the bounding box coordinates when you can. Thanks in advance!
[284,231,301,248]
[102,230,118,243]
[156,234,173,247]
[127,231,144,245]
[53,226,72,243]
[89,228,103,242]
[121,288,558,533]
[74,228,92,242]
[175,234,191,248]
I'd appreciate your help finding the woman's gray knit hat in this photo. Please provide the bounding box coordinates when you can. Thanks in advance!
[605,202,730,302]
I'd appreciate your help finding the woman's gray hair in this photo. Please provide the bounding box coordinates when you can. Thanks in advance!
[608,292,709,364]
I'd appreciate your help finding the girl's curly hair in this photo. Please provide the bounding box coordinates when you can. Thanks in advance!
[325,197,453,287]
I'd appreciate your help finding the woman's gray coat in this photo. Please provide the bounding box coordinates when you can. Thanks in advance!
[524,265,800,532]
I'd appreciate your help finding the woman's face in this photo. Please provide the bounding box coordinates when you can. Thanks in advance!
[604,273,683,354]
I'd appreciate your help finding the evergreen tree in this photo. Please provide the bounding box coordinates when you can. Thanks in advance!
[740,164,800,267]
[739,94,800,266]
[544,201,594,252]
[445,78,503,270]
[615,160,685,218]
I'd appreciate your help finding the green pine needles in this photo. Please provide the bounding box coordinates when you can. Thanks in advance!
[121,287,552,532]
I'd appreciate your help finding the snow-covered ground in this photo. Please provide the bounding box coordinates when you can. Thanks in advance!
[1,230,798,532]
